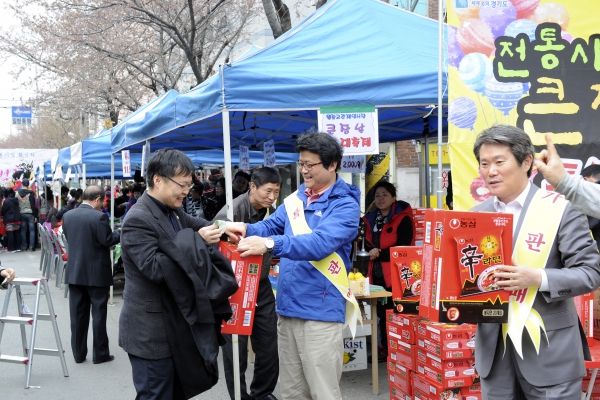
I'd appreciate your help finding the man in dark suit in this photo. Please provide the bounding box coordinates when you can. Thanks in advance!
[62,185,121,364]
[471,125,600,400]
[119,148,223,399]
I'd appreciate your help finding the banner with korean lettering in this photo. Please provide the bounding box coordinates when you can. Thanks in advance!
[0,149,57,187]
[122,150,131,178]
[318,106,379,155]
[448,0,600,210]
[239,146,250,171]
[263,140,276,167]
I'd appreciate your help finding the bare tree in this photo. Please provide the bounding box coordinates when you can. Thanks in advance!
[262,0,292,39]
[0,0,260,138]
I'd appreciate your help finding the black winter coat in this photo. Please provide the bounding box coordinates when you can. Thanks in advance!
[1,197,21,223]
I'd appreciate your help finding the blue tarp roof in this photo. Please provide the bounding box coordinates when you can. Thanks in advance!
[111,0,447,154]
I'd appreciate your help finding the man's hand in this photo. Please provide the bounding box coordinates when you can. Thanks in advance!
[494,265,542,292]
[237,236,268,257]
[224,222,247,244]
[198,225,222,244]
[1,268,16,285]
[534,133,567,187]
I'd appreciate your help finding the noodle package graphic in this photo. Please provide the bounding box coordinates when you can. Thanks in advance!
[390,246,423,314]
[454,230,504,297]
[419,209,513,323]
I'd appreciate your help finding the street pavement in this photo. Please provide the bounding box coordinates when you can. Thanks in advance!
[0,250,390,399]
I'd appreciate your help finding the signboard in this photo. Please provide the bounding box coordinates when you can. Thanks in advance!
[12,106,32,126]
[122,150,131,177]
[318,106,379,155]
[263,140,276,167]
[340,155,366,173]
[0,148,57,187]
[239,145,250,171]
[448,0,600,210]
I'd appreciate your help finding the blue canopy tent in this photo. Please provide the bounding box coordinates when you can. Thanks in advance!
[111,0,447,155]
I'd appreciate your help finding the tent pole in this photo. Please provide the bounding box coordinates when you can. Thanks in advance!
[110,153,115,306]
[82,164,87,190]
[222,110,241,400]
[436,0,444,209]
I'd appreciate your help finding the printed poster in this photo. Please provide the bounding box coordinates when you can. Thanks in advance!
[448,0,600,210]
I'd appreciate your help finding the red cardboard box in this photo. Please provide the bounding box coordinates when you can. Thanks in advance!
[387,310,422,344]
[416,360,475,388]
[388,359,412,396]
[390,246,423,314]
[419,209,513,323]
[412,371,469,399]
[416,335,474,360]
[389,331,416,371]
[219,242,263,335]
[575,292,594,346]
[415,348,476,382]
[461,385,483,400]
[416,320,476,352]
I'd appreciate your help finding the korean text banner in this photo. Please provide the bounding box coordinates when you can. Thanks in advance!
[448,0,600,210]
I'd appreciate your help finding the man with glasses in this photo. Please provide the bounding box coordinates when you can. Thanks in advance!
[226,133,361,400]
[119,148,224,399]
[214,167,281,400]
[62,185,121,365]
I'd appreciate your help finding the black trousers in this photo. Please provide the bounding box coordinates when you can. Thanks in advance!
[128,354,186,400]
[222,279,279,400]
[68,284,110,362]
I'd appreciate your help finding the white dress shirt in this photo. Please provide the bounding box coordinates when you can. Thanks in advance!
[492,182,549,291]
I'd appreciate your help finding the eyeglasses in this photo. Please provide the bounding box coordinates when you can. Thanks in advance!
[296,161,323,171]
[166,176,194,191]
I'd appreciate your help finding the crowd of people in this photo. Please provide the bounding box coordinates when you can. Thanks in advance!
[1,129,599,400]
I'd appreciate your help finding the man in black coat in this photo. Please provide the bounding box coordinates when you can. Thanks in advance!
[62,185,121,364]
[119,148,225,400]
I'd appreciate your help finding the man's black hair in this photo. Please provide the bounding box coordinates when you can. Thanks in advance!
[251,167,282,188]
[61,186,70,195]
[131,184,143,194]
[234,170,251,182]
[121,187,130,195]
[581,164,600,182]
[295,132,343,171]
[146,148,194,188]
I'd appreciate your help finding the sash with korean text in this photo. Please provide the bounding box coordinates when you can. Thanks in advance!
[502,190,568,359]
[284,191,362,338]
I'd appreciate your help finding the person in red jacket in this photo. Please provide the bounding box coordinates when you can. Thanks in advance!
[361,181,415,359]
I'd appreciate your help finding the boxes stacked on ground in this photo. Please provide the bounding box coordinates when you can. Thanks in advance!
[576,291,594,346]
[419,209,513,324]
[386,310,482,399]
[390,246,423,314]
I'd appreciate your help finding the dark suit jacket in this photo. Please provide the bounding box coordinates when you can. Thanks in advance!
[472,184,600,386]
[118,192,210,360]
[62,203,121,287]
[156,229,237,398]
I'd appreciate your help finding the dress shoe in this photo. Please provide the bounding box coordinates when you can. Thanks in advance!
[74,358,86,364]
[93,355,115,364]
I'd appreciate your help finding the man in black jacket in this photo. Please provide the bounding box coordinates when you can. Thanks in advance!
[17,178,38,251]
[119,148,225,400]
[63,185,121,364]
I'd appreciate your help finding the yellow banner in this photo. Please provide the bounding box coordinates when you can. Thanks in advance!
[501,189,567,358]
[448,0,600,210]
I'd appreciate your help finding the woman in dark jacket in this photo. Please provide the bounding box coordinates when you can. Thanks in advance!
[202,177,226,221]
[361,181,415,358]
[2,188,22,252]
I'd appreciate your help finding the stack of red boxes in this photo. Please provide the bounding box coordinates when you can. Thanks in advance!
[412,208,426,246]
[386,310,482,399]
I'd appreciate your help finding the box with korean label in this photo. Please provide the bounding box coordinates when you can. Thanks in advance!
[419,209,513,323]
[387,309,422,345]
[412,371,477,399]
[390,246,423,314]
[416,348,477,383]
[389,331,416,371]
[219,242,263,335]
[388,359,412,396]
[415,320,476,353]
[575,291,594,346]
